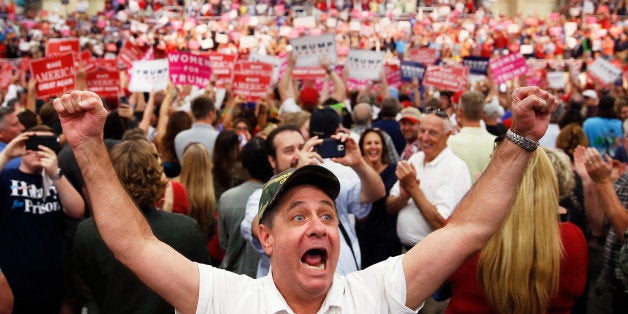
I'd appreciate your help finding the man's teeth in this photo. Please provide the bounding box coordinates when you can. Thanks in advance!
[303,262,326,270]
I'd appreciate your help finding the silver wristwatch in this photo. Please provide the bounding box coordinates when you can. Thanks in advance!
[505,129,538,152]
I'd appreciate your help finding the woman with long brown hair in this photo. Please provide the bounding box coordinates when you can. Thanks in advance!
[178,143,223,265]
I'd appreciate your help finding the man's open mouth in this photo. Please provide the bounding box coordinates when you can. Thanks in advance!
[302,248,328,270]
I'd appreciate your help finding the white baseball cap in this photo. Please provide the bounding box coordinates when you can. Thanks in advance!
[582,89,598,99]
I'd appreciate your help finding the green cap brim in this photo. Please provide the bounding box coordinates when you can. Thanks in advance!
[258,165,340,222]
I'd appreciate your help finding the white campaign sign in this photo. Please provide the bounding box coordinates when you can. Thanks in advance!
[588,58,621,85]
[547,72,567,89]
[249,52,282,84]
[290,33,337,67]
[346,49,385,81]
[128,59,169,92]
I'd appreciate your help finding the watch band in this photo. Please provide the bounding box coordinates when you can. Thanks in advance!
[50,168,63,181]
[505,129,539,152]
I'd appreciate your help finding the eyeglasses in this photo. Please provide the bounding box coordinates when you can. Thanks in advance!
[424,107,448,118]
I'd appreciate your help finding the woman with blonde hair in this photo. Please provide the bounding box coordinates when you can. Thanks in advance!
[447,147,588,314]
[179,142,223,265]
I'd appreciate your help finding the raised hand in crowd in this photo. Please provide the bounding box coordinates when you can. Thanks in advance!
[53,91,108,149]
[320,55,346,102]
[278,52,296,103]
[376,66,390,100]
[583,147,628,242]
[297,135,325,167]
[54,90,200,313]
[117,103,135,121]
[154,81,179,148]
[0,132,31,169]
[573,145,606,240]
[255,93,274,132]
[138,91,157,133]
[76,68,87,91]
[37,144,62,178]
[26,78,37,112]
[221,93,245,130]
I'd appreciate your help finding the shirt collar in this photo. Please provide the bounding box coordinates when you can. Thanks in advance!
[262,271,342,314]
[262,272,294,314]
[318,274,343,312]
[192,122,216,130]
[459,127,489,135]
[424,146,453,167]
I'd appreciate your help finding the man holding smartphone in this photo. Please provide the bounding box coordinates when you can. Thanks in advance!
[0,106,25,169]
[0,125,85,313]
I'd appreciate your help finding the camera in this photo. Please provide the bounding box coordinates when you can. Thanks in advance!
[316,138,345,158]
[26,135,60,152]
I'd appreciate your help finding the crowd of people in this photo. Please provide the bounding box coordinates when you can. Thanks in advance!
[1,0,628,313]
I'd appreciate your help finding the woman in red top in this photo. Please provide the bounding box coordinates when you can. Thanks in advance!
[447,147,588,314]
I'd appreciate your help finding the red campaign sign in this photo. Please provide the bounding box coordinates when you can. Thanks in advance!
[117,41,144,69]
[86,70,120,98]
[0,59,16,89]
[232,73,272,101]
[198,52,238,87]
[385,64,401,88]
[91,59,119,72]
[79,50,96,73]
[29,52,76,98]
[46,38,80,56]
[408,48,439,65]
[292,67,326,80]
[0,69,12,89]
[423,66,467,91]
[234,61,274,76]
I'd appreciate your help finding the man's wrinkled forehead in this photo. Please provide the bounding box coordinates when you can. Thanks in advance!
[274,130,304,150]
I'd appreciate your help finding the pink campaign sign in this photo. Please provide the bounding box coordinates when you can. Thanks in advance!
[489,53,528,85]
[167,51,213,88]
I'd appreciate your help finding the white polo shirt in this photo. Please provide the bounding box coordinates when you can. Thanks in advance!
[193,255,420,313]
[390,147,471,246]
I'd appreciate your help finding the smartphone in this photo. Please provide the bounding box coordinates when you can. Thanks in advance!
[316,138,345,158]
[26,135,60,152]
[119,95,129,105]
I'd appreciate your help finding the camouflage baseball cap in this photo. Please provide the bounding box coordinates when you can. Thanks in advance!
[258,165,340,222]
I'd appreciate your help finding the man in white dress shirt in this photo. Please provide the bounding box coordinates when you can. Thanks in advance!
[387,107,472,248]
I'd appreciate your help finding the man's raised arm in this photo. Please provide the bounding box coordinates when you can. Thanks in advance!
[400,86,559,309]
[53,91,200,314]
